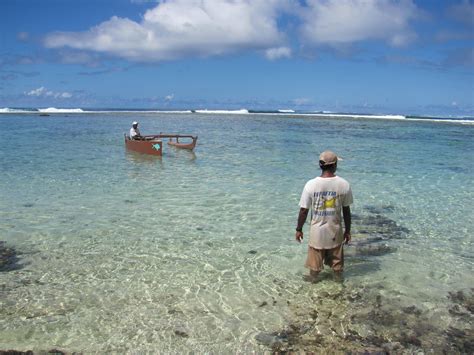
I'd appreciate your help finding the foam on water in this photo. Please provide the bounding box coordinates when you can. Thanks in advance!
[195,109,250,114]
[311,112,407,120]
[37,107,85,113]
[0,108,37,113]
[2,107,473,125]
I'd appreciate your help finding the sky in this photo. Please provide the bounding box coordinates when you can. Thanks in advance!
[1,0,473,115]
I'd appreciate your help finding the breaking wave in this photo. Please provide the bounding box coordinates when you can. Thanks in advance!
[194,109,249,114]
[0,108,37,113]
[0,107,472,125]
[38,107,85,113]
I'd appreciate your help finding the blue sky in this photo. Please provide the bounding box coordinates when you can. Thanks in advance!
[1,0,473,115]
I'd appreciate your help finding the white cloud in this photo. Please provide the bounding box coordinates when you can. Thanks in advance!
[299,0,418,47]
[43,0,289,62]
[165,94,174,101]
[26,86,72,99]
[41,0,426,62]
[27,86,47,96]
[265,46,292,60]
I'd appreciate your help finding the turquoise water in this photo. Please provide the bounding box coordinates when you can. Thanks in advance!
[0,112,473,352]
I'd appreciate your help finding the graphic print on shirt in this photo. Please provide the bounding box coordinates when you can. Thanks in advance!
[313,191,337,217]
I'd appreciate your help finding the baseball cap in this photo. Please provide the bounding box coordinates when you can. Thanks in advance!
[132,121,138,125]
[319,150,338,166]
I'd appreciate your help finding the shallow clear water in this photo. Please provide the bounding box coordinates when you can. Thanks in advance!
[0,113,473,352]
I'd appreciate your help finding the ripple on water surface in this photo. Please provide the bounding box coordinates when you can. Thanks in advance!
[0,113,473,352]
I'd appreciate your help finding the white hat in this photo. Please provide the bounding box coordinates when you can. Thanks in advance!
[132,121,138,125]
[319,150,338,166]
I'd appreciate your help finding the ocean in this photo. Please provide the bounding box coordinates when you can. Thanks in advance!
[0,110,473,352]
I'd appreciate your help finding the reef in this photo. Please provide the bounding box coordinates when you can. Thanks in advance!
[0,351,66,355]
[255,206,473,353]
[347,205,409,258]
[0,241,21,272]
[256,287,474,353]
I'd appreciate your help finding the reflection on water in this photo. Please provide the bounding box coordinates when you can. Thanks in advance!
[165,145,197,161]
[125,146,196,164]
[125,149,163,165]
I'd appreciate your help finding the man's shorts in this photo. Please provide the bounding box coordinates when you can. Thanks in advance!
[305,244,344,272]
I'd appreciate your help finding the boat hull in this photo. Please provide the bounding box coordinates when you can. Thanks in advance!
[125,136,163,156]
[168,139,197,150]
[167,136,198,150]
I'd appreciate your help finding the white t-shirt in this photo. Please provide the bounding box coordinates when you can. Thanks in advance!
[299,176,353,249]
[130,127,141,138]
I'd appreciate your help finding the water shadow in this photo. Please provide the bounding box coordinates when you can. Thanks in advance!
[0,241,22,272]
[125,150,163,166]
[166,147,197,162]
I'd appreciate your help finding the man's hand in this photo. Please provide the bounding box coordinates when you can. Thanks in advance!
[344,231,351,245]
[295,231,304,243]
[295,208,309,244]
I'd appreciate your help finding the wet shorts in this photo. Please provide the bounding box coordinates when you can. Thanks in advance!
[305,244,344,272]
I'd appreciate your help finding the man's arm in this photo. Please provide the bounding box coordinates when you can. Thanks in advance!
[342,206,351,244]
[295,208,309,243]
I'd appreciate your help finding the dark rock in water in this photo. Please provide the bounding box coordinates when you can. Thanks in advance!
[353,243,396,257]
[255,333,284,348]
[353,213,409,239]
[248,250,257,254]
[447,327,466,338]
[259,301,268,307]
[0,350,65,354]
[448,289,474,315]
[0,241,21,272]
[174,329,189,338]
[364,334,387,347]
[22,203,34,208]
[196,227,204,231]
[346,210,408,264]
[449,290,466,303]
[382,341,402,352]
[375,295,382,308]
[168,308,183,315]
[402,305,422,316]
[364,205,395,214]
[446,326,474,353]
[399,333,422,347]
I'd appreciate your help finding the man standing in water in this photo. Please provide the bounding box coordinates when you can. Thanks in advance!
[295,151,353,281]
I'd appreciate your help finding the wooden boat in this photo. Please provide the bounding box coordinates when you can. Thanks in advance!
[124,134,163,156]
[163,134,198,150]
[124,133,197,156]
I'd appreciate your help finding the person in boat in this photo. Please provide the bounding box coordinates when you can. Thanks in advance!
[295,150,353,282]
[129,121,142,140]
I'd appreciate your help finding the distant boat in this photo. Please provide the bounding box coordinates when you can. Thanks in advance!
[124,133,197,156]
